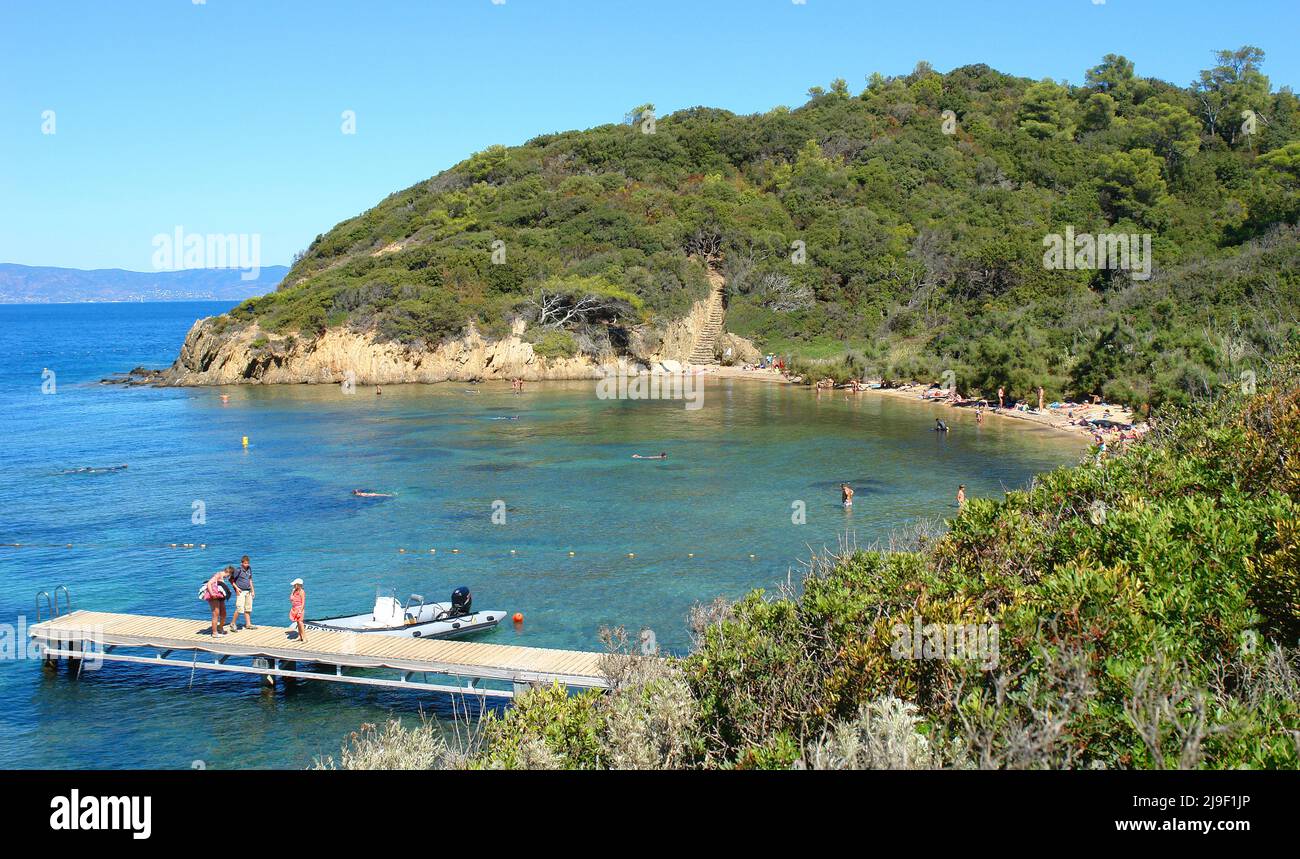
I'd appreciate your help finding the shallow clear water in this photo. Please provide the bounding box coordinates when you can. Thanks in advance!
[0,301,1084,768]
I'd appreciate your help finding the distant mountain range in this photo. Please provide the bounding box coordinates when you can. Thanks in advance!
[0,263,288,303]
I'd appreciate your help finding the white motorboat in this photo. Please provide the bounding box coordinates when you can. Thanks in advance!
[305,587,504,639]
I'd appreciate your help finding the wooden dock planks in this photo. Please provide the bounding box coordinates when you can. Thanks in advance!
[30,609,610,688]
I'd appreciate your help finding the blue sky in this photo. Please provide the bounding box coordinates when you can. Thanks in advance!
[1,0,1295,271]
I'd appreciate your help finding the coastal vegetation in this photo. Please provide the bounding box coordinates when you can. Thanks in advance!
[323,346,1300,769]
[229,49,1297,409]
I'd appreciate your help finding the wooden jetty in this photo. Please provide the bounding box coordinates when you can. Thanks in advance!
[29,609,610,699]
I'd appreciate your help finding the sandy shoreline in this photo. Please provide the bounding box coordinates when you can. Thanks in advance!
[694,366,1136,439]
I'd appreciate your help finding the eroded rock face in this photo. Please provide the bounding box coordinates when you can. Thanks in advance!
[164,319,595,385]
[161,296,760,386]
[717,333,762,365]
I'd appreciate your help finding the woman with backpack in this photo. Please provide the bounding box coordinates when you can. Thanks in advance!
[202,567,234,636]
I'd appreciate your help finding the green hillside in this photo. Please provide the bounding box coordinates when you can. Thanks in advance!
[231,49,1299,409]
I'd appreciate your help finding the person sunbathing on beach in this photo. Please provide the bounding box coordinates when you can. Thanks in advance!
[632,452,668,460]
[352,489,394,498]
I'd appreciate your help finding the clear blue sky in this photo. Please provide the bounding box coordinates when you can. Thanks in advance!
[1,0,1295,271]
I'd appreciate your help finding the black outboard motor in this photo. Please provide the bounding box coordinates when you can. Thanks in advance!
[450,586,472,617]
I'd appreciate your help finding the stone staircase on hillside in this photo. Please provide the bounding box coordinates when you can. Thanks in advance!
[687,272,727,365]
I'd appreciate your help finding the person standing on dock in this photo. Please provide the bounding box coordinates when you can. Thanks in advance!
[203,568,232,636]
[289,578,307,643]
[230,555,255,631]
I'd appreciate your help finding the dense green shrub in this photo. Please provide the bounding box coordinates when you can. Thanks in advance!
[528,329,579,359]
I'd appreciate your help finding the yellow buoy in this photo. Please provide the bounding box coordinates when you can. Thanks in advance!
[568,551,575,556]
[627,552,635,558]
[452,548,460,554]
[241,436,249,448]
[398,548,406,553]
[429,548,436,553]
[688,552,694,558]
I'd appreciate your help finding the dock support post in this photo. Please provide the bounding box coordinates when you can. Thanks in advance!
[513,681,530,698]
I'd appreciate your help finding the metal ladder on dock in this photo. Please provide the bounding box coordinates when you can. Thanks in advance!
[35,584,73,623]
[34,585,74,664]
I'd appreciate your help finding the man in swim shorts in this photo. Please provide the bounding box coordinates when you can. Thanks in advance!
[229,555,255,630]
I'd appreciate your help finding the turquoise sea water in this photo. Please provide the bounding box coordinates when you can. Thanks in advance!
[0,301,1084,769]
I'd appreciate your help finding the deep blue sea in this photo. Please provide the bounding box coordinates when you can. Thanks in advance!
[0,301,1084,768]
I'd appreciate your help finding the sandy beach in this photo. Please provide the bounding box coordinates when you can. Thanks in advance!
[693,364,1139,439]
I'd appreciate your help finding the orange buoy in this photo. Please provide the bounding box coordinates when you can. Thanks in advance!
[512,612,524,623]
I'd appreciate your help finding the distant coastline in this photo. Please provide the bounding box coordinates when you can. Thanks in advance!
[0,262,286,304]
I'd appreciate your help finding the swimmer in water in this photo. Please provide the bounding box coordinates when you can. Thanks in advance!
[352,489,394,498]
[841,483,854,508]
[934,419,949,432]
[63,464,128,475]
[632,452,668,460]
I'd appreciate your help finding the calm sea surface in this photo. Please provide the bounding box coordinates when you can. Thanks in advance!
[0,301,1084,768]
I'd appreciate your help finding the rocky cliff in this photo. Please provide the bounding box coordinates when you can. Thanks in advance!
[161,294,760,386]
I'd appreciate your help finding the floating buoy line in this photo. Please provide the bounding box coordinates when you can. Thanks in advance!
[0,541,762,563]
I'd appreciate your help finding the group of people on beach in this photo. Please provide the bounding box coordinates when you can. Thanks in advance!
[200,556,308,643]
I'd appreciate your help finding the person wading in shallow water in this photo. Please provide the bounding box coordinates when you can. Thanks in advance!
[841,483,854,508]
[957,484,967,508]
